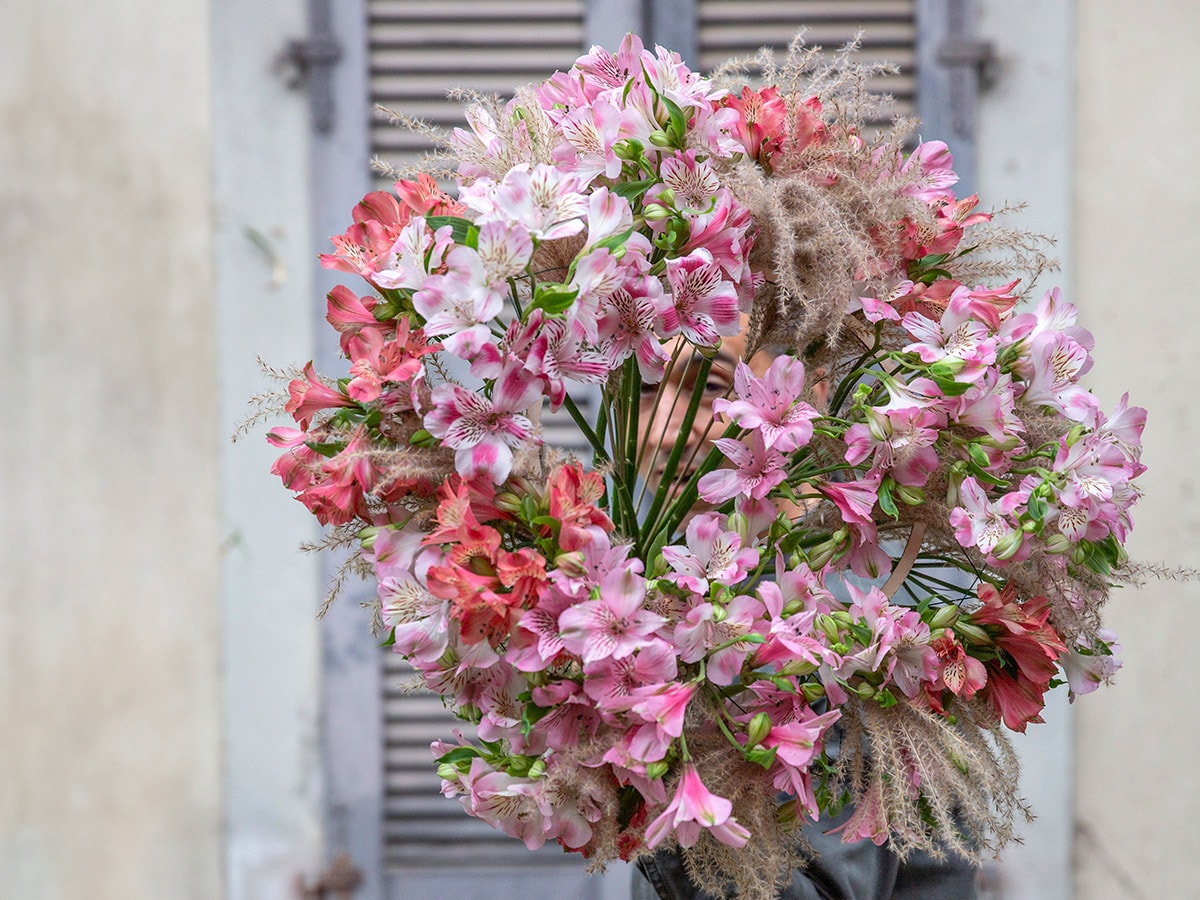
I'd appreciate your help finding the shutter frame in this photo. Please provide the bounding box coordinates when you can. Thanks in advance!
[364,0,925,878]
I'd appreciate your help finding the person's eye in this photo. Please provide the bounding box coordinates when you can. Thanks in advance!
[640,382,658,395]
[705,379,729,393]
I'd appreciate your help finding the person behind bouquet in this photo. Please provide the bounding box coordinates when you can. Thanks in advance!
[631,329,978,900]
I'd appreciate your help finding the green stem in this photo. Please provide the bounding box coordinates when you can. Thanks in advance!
[637,355,715,553]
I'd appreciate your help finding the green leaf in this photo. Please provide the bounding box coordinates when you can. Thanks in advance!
[520,703,552,739]
[593,226,635,253]
[378,630,396,648]
[965,457,1008,488]
[878,480,899,520]
[930,375,971,396]
[304,440,347,459]
[423,215,474,244]
[529,282,579,316]
[659,94,690,147]
[612,177,657,201]
[917,267,954,285]
[745,745,779,769]
[617,784,645,830]
[435,746,480,766]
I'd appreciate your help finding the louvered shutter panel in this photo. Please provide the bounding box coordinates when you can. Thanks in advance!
[369,0,588,182]
[369,0,919,875]
[697,0,916,124]
[368,0,594,871]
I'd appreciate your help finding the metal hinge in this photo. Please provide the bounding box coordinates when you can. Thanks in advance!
[277,0,342,133]
[936,37,999,89]
[294,853,363,900]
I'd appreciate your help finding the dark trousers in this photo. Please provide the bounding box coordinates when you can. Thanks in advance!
[631,806,979,900]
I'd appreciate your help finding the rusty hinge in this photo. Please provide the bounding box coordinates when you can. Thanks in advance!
[294,853,363,900]
[277,0,343,133]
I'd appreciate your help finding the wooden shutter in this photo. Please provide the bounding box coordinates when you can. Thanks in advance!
[368,0,592,871]
[369,0,919,876]
[697,0,916,123]
[369,0,588,181]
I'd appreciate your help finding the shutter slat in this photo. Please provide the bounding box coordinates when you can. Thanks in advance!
[371,0,583,19]
[372,48,582,73]
[700,0,914,21]
[371,23,582,46]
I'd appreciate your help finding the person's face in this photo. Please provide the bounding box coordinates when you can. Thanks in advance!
[638,330,762,491]
[636,331,828,515]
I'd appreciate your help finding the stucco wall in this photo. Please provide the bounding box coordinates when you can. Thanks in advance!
[1073,4,1200,898]
[0,2,222,897]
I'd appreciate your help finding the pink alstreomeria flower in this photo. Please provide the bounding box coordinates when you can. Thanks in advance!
[423,360,543,484]
[697,432,787,504]
[557,561,666,664]
[645,762,751,849]
[713,356,820,451]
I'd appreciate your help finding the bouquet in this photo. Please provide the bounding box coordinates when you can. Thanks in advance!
[264,35,1143,897]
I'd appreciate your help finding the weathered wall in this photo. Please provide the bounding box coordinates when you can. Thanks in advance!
[1073,4,1200,898]
[0,2,222,897]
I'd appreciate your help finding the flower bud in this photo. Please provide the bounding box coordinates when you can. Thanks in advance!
[711,603,729,623]
[779,660,818,677]
[645,760,670,780]
[928,604,960,630]
[948,751,969,775]
[945,466,965,507]
[553,551,587,577]
[776,799,800,827]
[991,530,1026,560]
[954,622,991,645]
[781,598,805,617]
[895,484,925,506]
[805,537,840,570]
[359,526,381,550]
[866,410,890,443]
[1044,533,1072,554]
[815,613,841,641]
[437,763,459,781]
[850,682,876,699]
[648,129,672,147]
[612,138,644,160]
[642,202,672,221]
[508,475,536,497]
[656,187,676,207]
[746,712,772,748]
[527,759,547,779]
[800,682,826,703]
[493,491,524,514]
[727,511,750,543]
[928,358,965,378]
